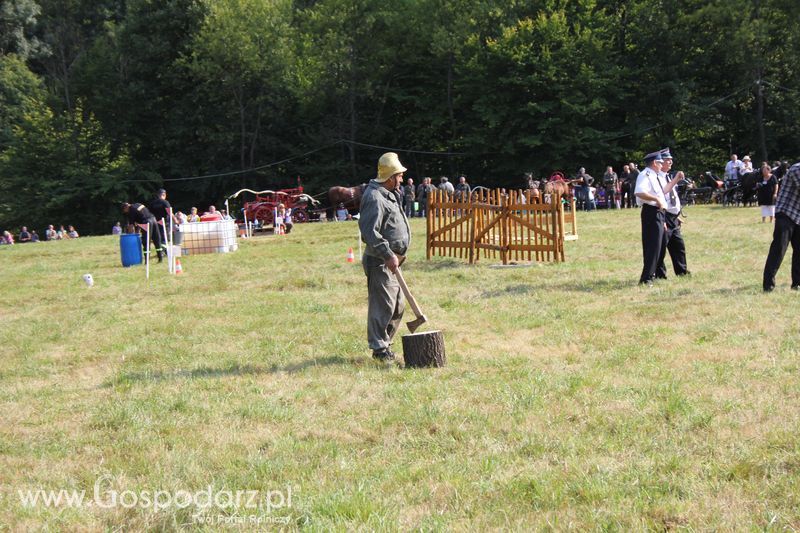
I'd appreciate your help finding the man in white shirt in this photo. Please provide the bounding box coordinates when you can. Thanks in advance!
[655,148,690,278]
[633,150,680,285]
[725,154,744,182]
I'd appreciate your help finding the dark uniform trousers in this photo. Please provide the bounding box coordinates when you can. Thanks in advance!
[640,204,666,284]
[656,212,688,278]
[145,216,164,258]
[762,213,800,290]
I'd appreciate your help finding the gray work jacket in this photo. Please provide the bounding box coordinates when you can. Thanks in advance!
[359,179,410,260]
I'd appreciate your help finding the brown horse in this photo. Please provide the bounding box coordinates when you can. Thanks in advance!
[543,180,573,204]
[327,184,367,218]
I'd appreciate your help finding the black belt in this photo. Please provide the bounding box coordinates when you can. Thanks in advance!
[642,204,665,212]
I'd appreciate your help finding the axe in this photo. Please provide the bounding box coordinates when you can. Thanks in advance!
[393,262,427,333]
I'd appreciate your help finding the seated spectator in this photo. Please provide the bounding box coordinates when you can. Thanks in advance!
[220,209,233,220]
[112,222,122,235]
[31,230,40,242]
[203,205,219,216]
[336,203,350,221]
[275,204,285,233]
[18,226,31,243]
[58,225,67,239]
[175,211,187,225]
[187,207,200,222]
[68,225,79,238]
[2,230,13,244]
[46,225,57,241]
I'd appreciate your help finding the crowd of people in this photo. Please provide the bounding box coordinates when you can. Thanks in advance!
[0,224,79,245]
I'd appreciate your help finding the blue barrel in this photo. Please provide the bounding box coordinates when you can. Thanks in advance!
[120,233,143,267]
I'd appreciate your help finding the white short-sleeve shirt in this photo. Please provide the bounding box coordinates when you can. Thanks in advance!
[634,167,666,207]
[658,171,682,214]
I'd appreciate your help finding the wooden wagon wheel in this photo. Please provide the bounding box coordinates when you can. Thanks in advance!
[254,205,275,226]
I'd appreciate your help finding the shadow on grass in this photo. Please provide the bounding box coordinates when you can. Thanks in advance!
[102,356,363,387]
[482,284,536,298]
[411,259,465,272]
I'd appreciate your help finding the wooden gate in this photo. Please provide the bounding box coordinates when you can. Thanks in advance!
[426,189,565,264]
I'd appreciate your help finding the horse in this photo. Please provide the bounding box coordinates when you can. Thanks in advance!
[327,184,367,219]
[543,180,573,204]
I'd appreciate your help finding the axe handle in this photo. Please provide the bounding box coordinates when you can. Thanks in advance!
[394,267,424,319]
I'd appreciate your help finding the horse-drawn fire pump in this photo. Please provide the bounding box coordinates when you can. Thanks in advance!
[227,187,320,227]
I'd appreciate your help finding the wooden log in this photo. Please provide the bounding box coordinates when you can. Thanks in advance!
[401,330,446,368]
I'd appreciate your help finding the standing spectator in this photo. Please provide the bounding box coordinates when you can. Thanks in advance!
[18,226,31,243]
[31,230,39,242]
[417,177,433,217]
[67,226,79,238]
[620,164,636,208]
[122,202,164,262]
[112,222,122,235]
[762,161,800,292]
[575,167,595,211]
[187,207,200,222]
[634,151,668,285]
[741,155,754,173]
[403,177,416,218]
[46,225,57,241]
[358,152,410,362]
[756,163,779,223]
[439,176,454,195]
[602,166,619,209]
[454,176,471,201]
[655,148,690,278]
[725,154,744,182]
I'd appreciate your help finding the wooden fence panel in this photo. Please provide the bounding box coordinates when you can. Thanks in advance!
[427,188,566,264]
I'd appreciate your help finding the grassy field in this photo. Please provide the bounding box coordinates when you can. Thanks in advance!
[1,204,799,531]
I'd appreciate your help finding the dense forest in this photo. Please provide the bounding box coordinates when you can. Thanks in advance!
[1,0,799,234]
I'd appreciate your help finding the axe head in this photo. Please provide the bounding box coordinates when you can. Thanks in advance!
[406,314,428,333]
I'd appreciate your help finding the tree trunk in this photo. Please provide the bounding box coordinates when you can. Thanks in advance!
[402,330,446,368]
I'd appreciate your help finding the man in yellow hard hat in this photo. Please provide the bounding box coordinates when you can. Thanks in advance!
[358,152,411,362]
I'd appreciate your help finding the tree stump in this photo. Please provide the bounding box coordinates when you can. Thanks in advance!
[401,330,446,368]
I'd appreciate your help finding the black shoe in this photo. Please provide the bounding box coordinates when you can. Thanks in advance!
[639,279,654,287]
[792,285,799,291]
[677,271,691,277]
[157,254,163,263]
[372,348,395,362]
[764,286,774,293]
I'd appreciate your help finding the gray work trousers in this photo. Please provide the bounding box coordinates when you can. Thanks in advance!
[363,257,405,351]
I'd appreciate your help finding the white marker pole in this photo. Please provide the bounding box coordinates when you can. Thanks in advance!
[145,224,150,280]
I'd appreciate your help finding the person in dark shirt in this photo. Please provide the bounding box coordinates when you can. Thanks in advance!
[148,189,176,246]
[18,226,31,243]
[122,202,164,262]
[757,163,779,223]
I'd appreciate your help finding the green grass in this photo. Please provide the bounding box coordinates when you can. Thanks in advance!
[1,205,799,530]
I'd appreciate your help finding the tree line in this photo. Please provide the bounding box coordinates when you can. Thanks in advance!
[1,0,799,234]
